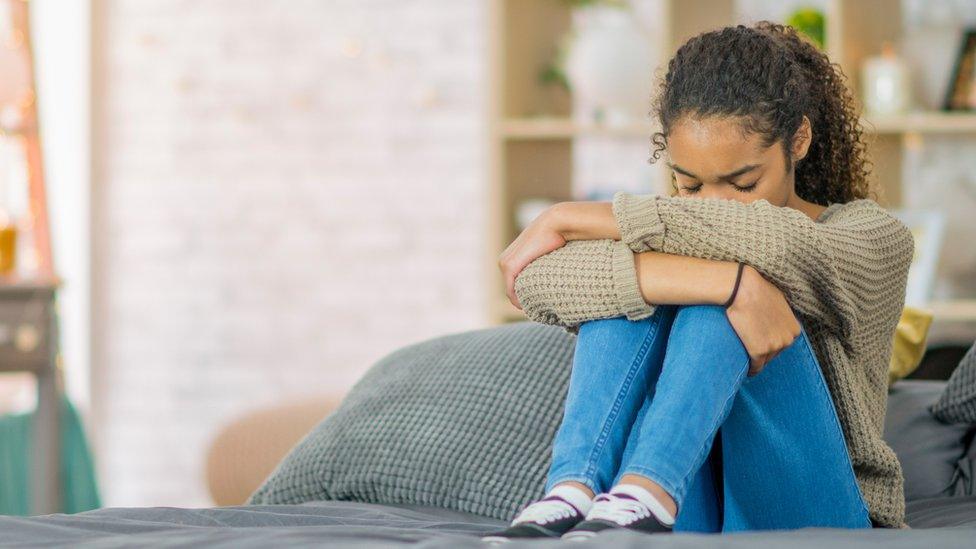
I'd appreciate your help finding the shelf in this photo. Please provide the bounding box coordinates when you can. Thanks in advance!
[0,127,29,138]
[499,117,653,140]
[861,112,976,135]
[499,113,976,141]
[926,300,976,323]
[0,275,61,294]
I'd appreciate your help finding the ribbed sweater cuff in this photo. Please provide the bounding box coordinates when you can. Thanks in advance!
[611,239,656,321]
[612,191,665,253]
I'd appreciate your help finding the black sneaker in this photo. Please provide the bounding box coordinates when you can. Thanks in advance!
[561,491,673,541]
[479,493,589,544]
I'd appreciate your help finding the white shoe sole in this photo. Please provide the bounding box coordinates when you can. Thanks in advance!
[560,530,597,541]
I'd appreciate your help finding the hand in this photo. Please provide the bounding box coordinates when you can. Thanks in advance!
[498,205,568,310]
[724,265,801,376]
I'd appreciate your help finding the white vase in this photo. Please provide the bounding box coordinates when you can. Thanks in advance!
[564,4,655,127]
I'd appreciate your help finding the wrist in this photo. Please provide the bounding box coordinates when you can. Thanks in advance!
[542,202,574,238]
[722,262,747,308]
[727,265,759,311]
[545,201,616,242]
[705,261,743,306]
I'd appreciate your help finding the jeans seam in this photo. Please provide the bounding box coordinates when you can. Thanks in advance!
[580,316,661,484]
[796,329,872,525]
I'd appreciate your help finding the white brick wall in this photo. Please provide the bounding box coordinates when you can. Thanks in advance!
[92,0,487,507]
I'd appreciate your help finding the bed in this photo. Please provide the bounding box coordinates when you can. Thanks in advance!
[3,322,974,548]
[1,496,974,548]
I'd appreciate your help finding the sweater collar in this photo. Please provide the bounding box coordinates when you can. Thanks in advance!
[816,201,848,223]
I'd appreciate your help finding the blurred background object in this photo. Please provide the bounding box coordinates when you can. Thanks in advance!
[204,395,343,506]
[563,0,656,127]
[786,7,825,48]
[0,0,92,517]
[0,0,970,514]
[862,42,913,116]
[944,29,976,110]
[893,210,947,307]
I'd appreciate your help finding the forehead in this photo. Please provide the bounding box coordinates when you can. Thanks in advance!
[667,116,776,173]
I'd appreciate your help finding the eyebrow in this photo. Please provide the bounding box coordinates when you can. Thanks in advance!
[667,162,761,182]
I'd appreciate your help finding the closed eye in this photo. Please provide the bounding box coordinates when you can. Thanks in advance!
[734,180,759,192]
[671,173,702,195]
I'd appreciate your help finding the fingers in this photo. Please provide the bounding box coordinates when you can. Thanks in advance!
[748,333,797,376]
[504,270,522,310]
[766,346,786,364]
[748,353,768,377]
[767,329,799,362]
[506,282,520,310]
[499,254,524,311]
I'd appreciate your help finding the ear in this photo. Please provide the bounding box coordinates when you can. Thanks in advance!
[790,115,812,162]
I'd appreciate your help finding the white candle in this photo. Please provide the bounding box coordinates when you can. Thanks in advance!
[862,42,911,115]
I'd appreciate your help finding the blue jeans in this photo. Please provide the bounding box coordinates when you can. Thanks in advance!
[544,305,872,532]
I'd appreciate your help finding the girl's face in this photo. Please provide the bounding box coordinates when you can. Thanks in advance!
[665,114,810,207]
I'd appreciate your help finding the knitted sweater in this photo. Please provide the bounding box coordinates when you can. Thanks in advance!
[513,191,915,528]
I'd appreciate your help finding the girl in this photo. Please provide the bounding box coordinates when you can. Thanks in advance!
[482,21,913,542]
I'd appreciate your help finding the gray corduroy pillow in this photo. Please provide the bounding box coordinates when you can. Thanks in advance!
[247,321,576,520]
[929,341,976,424]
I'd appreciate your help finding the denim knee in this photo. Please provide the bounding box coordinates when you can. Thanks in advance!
[673,304,732,327]
[580,314,644,332]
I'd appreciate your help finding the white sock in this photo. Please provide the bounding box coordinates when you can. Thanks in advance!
[609,483,675,526]
[546,484,594,517]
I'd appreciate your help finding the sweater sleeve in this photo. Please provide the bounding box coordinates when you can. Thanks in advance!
[513,238,656,335]
[611,191,915,339]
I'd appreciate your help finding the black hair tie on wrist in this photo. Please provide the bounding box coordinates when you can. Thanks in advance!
[723,262,746,309]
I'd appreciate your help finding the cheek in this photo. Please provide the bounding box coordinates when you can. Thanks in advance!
[755,186,781,203]
[754,178,791,205]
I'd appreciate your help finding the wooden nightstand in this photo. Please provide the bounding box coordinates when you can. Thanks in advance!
[0,277,61,515]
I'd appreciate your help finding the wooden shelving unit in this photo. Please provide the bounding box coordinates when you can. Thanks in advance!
[487,0,976,326]
[0,1,64,515]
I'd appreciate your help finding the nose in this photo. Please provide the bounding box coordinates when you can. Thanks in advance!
[697,186,735,201]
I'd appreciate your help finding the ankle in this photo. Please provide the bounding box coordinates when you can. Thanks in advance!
[618,474,677,517]
[553,481,595,500]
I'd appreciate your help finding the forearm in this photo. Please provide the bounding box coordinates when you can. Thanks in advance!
[609,192,828,317]
[634,251,740,306]
[610,192,916,337]
[545,200,742,305]
[610,191,819,278]
[550,195,820,271]
[549,200,619,241]
[512,237,743,337]
[548,197,784,291]
[513,239,655,335]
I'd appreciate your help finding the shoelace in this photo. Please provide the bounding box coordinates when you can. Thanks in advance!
[584,493,649,526]
[512,498,577,525]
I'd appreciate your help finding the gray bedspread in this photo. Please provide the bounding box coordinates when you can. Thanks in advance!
[1,497,974,548]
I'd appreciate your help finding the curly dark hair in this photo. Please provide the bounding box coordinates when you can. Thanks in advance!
[649,21,872,206]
